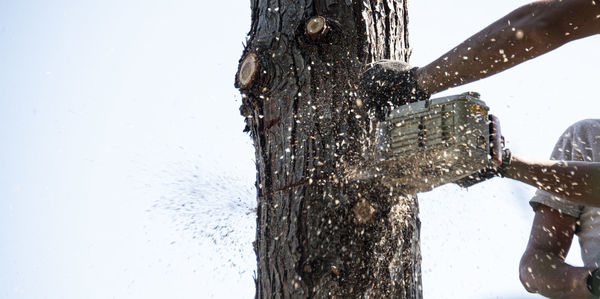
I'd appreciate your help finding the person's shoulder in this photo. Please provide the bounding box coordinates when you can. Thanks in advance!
[548,119,600,160]
[564,119,600,161]
[568,119,600,129]
[560,119,600,138]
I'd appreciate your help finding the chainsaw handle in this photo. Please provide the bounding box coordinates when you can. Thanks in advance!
[489,114,503,168]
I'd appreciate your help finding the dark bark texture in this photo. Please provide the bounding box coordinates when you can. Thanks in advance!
[236,0,421,297]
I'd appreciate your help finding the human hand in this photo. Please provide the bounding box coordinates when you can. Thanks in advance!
[358,60,429,116]
[454,114,511,188]
[488,114,513,174]
[489,114,503,168]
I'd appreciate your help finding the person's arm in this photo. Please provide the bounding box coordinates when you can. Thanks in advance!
[503,155,600,207]
[488,115,600,207]
[519,205,594,298]
[416,0,600,95]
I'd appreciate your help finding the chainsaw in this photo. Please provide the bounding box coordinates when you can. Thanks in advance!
[347,92,493,193]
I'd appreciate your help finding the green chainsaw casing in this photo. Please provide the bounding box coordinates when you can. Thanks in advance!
[348,92,491,193]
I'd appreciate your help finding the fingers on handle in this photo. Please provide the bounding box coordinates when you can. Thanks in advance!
[489,114,503,167]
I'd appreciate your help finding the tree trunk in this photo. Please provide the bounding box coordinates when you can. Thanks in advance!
[236,0,421,297]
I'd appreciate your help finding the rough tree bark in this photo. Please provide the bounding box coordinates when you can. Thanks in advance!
[236,0,421,297]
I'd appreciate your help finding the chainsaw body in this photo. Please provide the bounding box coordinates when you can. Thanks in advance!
[349,92,491,193]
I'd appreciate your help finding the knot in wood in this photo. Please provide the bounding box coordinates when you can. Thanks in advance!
[353,199,374,224]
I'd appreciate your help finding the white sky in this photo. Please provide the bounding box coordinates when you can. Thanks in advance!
[1,0,599,298]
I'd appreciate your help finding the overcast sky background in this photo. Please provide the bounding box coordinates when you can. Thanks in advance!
[1,0,599,298]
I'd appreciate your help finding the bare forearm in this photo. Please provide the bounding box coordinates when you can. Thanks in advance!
[416,0,599,95]
[521,251,593,298]
[505,154,600,207]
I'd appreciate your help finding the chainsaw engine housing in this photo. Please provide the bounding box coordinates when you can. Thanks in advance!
[350,92,490,193]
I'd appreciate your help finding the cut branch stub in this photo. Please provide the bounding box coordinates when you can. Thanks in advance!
[305,16,328,40]
[237,53,259,89]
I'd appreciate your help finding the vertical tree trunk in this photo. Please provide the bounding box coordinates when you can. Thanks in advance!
[236,0,421,297]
